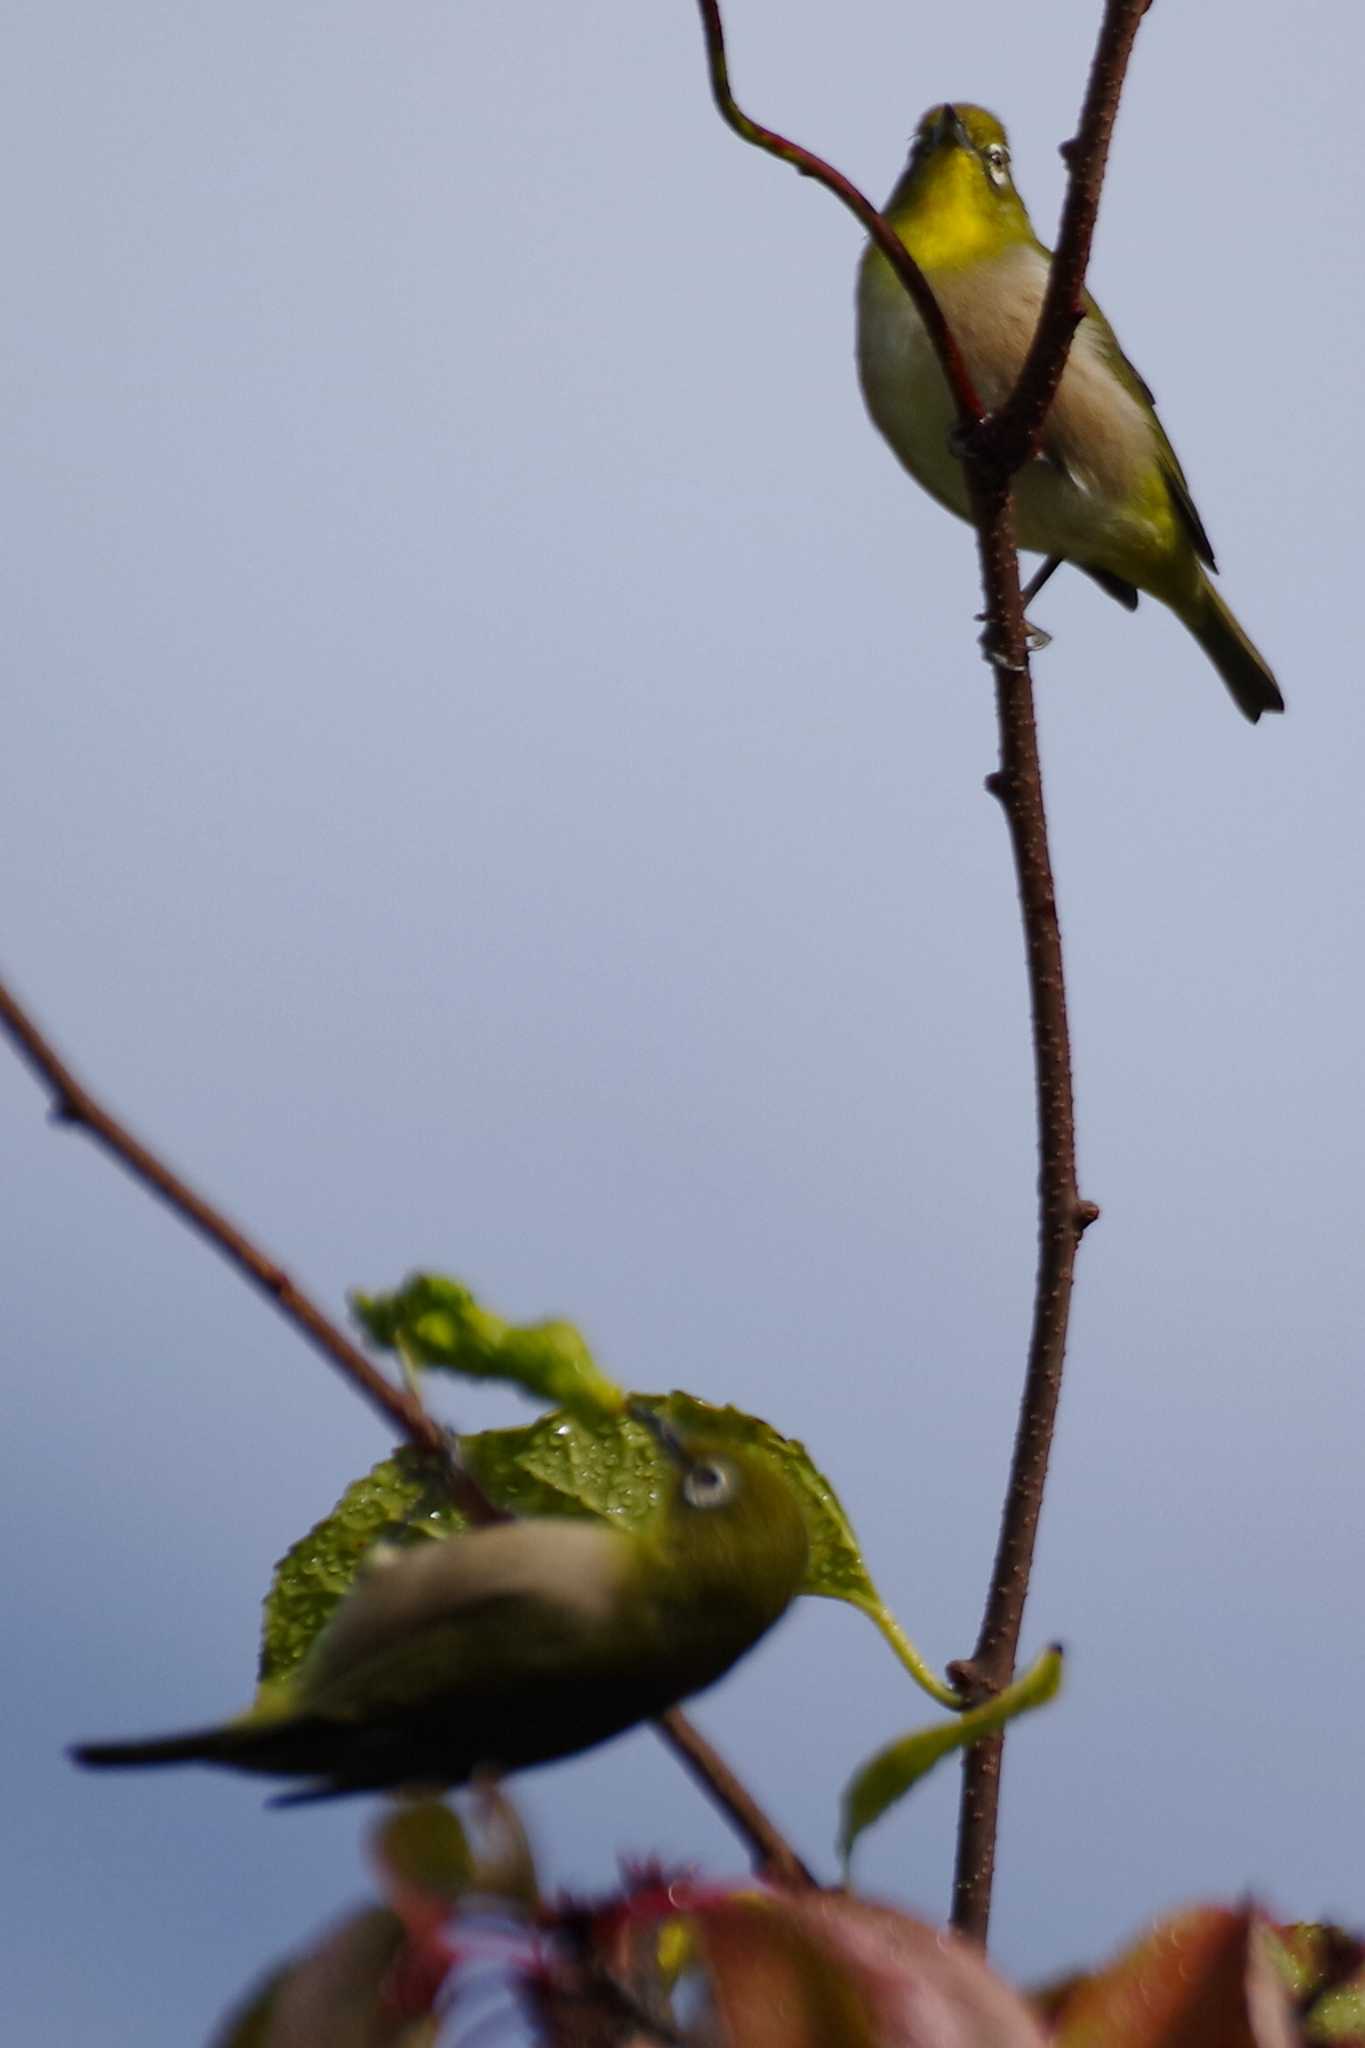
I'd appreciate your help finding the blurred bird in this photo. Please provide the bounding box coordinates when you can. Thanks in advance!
[72,1425,809,1801]
[856,103,1283,721]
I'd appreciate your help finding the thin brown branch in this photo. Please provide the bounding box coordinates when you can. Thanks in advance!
[945,476,1094,1940]
[973,0,1154,477]
[0,971,478,1485]
[656,1708,814,1886]
[949,0,1151,1943]
[688,0,1148,1945]
[693,0,983,430]
[0,969,808,1882]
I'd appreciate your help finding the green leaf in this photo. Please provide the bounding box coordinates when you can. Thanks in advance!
[372,1801,473,1902]
[258,1392,915,1699]
[351,1274,626,1422]
[463,1400,670,1524]
[1270,1926,1365,2042]
[475,1392,892,1612]
[664,1399,956,1706]
[255,1411,670,1690]
[839,1646,1064,1867]
[258,1445,468,1688]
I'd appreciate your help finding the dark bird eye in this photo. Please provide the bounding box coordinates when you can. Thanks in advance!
[683,1460,737,1510]
[984,143,1010,185]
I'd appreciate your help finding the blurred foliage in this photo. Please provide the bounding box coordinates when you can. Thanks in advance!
[352,1273,626,1422]
[257,1391,905,1694]
[839,1646,1063,1865]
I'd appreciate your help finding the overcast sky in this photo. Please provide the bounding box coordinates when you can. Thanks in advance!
[5,2,1362,2041]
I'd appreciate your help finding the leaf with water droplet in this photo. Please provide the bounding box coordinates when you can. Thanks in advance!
[258,1445,465,1686]
[258,1394,911,1696]
[351,1272,626,1422]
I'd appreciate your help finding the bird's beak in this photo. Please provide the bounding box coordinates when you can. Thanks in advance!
[630,1401,687,1464]
[930,103,970,150]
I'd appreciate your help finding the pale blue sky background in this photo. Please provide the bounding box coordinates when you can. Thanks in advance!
[4,2,1362,2040]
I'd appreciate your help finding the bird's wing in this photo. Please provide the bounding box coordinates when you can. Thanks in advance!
[1081,288,1218,571]
[305,1587,619,1722]
[298,1520,630,1717]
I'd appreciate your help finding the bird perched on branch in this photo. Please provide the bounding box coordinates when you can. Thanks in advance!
[72,1424,809,1801]
[856,103,1283,722]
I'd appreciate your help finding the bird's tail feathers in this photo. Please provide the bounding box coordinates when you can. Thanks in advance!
[72,1710,325,1775]
[1185,577,1284,724]
[72,1726,241,1770]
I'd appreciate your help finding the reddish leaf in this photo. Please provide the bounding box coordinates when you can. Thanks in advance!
[1050,1907,1296,2048]
[695,1893,1048,2048]
[211,1907,439,2048]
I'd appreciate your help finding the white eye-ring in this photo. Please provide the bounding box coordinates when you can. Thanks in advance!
[683,1459,738,1510]
[984,143,1010,187]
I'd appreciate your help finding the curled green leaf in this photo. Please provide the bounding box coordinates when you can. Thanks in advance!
[839,1646,1064,1868]
[351,1273,627,1422]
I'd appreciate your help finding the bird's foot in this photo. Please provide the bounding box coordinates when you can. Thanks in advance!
[977,619,1051,672]
[948,413,1006,470]
[975,611,1052,657]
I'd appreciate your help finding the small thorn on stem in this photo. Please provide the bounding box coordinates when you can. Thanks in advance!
[1075,1200,1101,1234]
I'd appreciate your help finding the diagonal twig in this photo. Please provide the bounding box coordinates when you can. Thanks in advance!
[0,975,470,1479]
[0,968,808,1884]
[656,1712,813,1885]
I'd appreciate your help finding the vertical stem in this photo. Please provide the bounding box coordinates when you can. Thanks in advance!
[948,479,1097,1941]
[689,0,1151,1943]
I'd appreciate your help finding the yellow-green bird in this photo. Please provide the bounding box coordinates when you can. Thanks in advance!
[856,104,1283,722]
[71,1425,809,1802]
